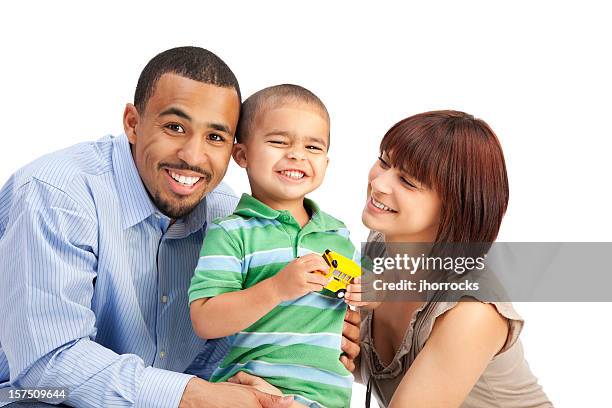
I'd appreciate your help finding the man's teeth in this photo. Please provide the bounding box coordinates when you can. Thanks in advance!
[372,198,395,212]
[170,171,200,186]
[280,170,305,180]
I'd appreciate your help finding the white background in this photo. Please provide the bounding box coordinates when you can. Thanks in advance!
[1,1,611,406]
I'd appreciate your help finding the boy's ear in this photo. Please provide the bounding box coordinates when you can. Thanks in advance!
[123,103,140,145]
[232,143,248,168]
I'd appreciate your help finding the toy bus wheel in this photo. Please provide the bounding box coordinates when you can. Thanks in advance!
[332,260,338,268]
[336,289,346,299]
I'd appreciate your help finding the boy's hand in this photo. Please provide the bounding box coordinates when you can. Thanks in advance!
[271,254,330,302]
[344,277,382,310]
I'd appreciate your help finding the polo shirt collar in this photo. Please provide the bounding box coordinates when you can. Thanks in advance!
[233,193,345,232]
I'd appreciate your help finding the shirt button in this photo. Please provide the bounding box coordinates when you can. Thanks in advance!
[161,295,168,304]
[159,351,166,359]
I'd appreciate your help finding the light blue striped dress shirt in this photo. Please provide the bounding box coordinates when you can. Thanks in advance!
[0,134,238,407]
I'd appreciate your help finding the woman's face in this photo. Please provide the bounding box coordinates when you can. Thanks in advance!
[362,154,442,242]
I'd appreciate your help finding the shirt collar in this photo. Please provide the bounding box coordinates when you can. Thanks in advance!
[112,134,159,229]
[233,193,345,232]
[112,134,210,235]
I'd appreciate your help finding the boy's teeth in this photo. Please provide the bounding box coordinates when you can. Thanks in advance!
[280,170,305,179]
[170,171,200,186]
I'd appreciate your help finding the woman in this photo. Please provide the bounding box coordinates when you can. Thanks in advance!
[345,111,552,407]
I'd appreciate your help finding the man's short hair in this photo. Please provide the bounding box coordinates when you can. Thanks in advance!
[134,46,241,113]
[235,84,329,144]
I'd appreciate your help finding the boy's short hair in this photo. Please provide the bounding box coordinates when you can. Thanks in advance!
[235,84,330,144]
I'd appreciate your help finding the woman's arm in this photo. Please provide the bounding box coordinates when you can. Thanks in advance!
[389,301,509,408]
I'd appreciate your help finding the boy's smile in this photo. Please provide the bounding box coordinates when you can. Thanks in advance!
[233,103,329,211]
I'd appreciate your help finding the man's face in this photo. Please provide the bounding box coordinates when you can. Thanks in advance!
[233,103,329,209]
[124,73,240,219]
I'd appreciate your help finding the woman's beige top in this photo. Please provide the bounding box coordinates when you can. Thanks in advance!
[359,233,553,407]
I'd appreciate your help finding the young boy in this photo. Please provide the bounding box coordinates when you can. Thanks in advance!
[188,85,358,408]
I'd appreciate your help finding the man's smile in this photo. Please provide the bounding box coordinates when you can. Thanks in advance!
[163,168,209,196]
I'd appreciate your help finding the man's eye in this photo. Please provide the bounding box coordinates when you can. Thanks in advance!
[208,134,225,142]
[166,123,185,133]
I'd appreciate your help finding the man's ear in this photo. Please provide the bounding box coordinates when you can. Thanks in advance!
[123,103,140,144]
[232,143,248,168]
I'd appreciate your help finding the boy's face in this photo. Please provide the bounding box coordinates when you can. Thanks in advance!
[233,103,329,208]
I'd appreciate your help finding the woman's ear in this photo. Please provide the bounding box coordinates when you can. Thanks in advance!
[123,103,140,144]
[232,143,248,168]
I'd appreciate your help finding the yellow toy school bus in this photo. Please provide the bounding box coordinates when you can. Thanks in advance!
[321,249,361,298]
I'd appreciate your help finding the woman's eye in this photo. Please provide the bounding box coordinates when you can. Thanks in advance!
[378,156,390,169]
[208,133,225,142]
[166,123,185,133]
[401,177,417,189]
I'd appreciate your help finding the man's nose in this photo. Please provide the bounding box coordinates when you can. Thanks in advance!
[177,135,206,165]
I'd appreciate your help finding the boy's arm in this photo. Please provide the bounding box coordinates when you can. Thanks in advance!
[190,250,330,339]
[190,276,280,339]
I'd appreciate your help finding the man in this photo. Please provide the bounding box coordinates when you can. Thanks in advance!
[0,47,360,408]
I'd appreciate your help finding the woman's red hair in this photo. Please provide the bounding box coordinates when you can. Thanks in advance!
[381,110,509,243]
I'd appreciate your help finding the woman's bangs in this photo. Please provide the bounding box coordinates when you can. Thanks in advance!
[380,124,439,189]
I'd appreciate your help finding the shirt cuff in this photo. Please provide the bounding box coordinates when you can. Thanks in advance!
[136,366,194,408]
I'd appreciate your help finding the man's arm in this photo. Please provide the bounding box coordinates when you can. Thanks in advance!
[0,180,191,407]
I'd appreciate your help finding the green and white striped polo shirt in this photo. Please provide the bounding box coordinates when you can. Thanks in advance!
[189,193,357,408]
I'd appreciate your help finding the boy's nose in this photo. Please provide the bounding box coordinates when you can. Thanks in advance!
[286,149,306,160]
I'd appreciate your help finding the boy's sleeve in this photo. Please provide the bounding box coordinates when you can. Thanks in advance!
[188,223,244,303]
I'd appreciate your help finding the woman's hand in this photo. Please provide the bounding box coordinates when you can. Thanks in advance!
[344,277,381,310]
[340,307,361,372]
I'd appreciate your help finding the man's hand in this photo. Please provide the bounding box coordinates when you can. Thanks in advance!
[179,377,294,408]
[229,373,308,408]
[340,307,361,372]
[270,254,330,302]
[228,371,283,396]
